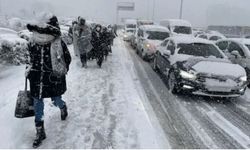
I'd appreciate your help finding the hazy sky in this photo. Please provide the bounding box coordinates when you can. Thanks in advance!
[1,0,250,27]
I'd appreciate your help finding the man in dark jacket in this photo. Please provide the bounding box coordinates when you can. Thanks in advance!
[26,15,71,148]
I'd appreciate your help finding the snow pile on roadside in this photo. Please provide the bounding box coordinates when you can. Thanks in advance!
[0,38,167,148]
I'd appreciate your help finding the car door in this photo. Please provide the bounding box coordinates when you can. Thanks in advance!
[137,29,144,51]
[157,39,169,72]
[227,41,246,67]
[159,40,175,75]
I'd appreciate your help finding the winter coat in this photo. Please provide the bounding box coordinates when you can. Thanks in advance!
[91,30,102,49]
[77,25,92,54]
[73,24,80,56]
[27,39,71,99]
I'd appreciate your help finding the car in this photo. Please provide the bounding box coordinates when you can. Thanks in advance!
[18,29,32,41]
[130,20,154,49]
[0,27,28,64]
[123,29,135,41]
[153,36,247,97]
[215,38,250,86]
[136,25,170,60]
[197,30,226,41]
[159,19,193,36]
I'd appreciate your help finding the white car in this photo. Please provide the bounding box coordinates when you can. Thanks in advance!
[123,29,135,41]
[197,30,226,41]
[18,29,32,41]
[216,38,250,86]
[136,25,170,60]
[153,36,247,97]
[159,19,193,36]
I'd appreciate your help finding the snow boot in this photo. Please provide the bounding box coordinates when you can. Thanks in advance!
[33,122,46,148]
[60,104,68,120]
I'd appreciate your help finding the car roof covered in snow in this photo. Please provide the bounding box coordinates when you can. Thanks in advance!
[168,36,215,45]
[227,38,250,45]
[0,27,17,35]
[125,19,137,24]
[139,25,170,32]
[161,19,192,27]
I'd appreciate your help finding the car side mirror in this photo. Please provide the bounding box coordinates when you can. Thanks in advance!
[231,50,241,58]
[163,50,171,57]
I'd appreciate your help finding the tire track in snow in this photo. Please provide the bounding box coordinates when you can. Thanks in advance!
[125,42,205,148]
[201,101,250,148]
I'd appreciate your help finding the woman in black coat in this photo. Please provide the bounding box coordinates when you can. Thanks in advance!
[26,15,71,148]
[91,24,104,67]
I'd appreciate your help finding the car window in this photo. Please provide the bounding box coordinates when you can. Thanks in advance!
[161,39,169,47]
[216,41,229,51]
[178,43,224,58]
[173,26,192,34]
[146,31,169,40]
[228,42,245,57]
[166,40,175,55]
[198,34,208,39]
[209,36,222,41]
[138,29,143,37]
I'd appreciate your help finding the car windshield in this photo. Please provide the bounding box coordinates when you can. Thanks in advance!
[178,43,224,58]
[209,36,222,41]
[126,24,136,28]
[146,31,169,40]
[127,30,135,33]
[173,26,192,34]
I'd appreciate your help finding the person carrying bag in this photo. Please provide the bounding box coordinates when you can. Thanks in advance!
[15,78,34,118]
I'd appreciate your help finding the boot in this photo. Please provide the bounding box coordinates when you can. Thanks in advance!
[60,104,68,121]
[33,122,46,148]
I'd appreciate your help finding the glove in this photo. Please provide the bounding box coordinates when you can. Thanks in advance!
[26,24,37,31]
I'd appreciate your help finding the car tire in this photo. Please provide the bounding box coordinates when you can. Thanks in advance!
[153,55,159,71]
[142,50,147,61]
[168,71,178,94]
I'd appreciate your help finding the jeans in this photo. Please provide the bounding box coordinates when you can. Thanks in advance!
[80,53,87,66]
[33,96,65,125]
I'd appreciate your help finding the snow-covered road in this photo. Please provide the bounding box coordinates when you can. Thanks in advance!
[0,38,168,148]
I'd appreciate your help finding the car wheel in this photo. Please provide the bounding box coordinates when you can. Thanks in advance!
[153,55,159,71]
[142,50,147,60]
[168,71,178,94]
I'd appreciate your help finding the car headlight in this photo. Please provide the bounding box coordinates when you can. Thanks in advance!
[145,43,156,51]
[239,76,247,82]
[180,70,196,80]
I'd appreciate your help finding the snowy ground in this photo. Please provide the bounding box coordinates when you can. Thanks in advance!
[0,38,168,148]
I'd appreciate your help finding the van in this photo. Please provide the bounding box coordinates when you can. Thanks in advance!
[124,19,137,41]
[159,19,192,36]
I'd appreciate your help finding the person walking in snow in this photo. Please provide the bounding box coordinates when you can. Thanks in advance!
[91,24,104,67]
[68,21,77,41]
[76,17,92,68]
[72,17,81,57]
[26,15,71,148]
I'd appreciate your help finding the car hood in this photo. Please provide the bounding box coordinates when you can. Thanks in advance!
[147,40,162,46]
[182,57,246,78]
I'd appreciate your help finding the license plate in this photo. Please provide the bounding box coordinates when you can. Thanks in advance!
[206,79,232,92]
